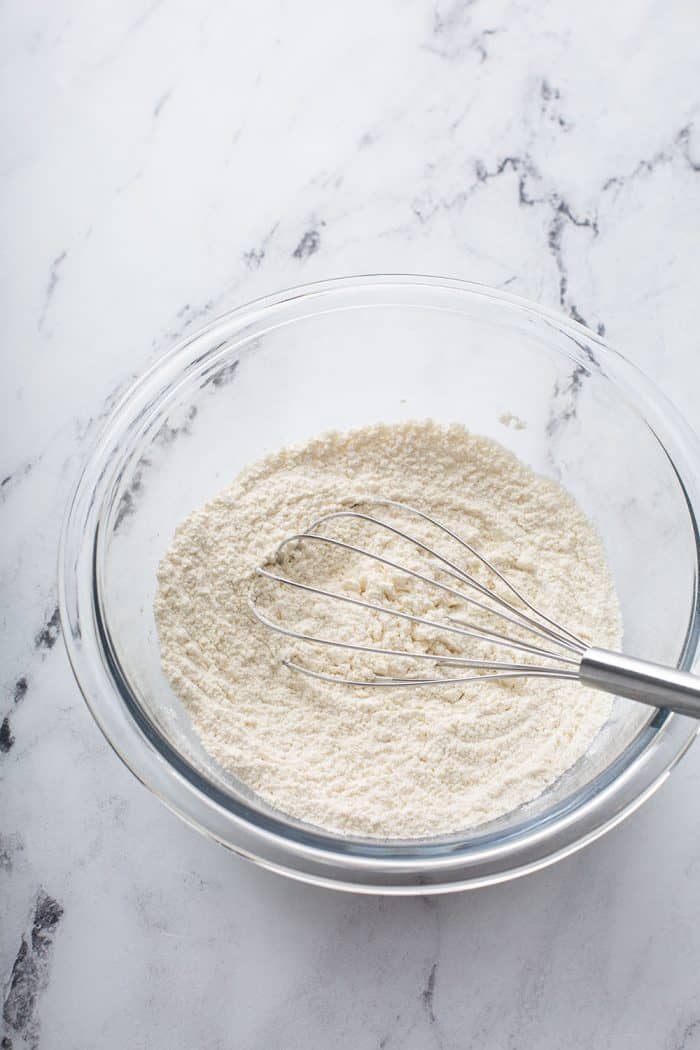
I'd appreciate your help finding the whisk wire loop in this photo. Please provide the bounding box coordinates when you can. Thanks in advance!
[303,508,585,653]
[310,502,585,648]
[250,501,590,686]
[250,501,700,717]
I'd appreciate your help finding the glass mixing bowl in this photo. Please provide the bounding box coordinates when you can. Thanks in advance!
[59,276,700,893]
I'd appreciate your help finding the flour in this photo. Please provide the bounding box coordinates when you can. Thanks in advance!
[155,421,621,838]
[499,411,527,430]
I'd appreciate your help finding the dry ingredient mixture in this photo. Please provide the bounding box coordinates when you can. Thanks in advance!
[155,421,621,838]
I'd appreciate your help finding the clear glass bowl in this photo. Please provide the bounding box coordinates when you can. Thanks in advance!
[59,276,700,893]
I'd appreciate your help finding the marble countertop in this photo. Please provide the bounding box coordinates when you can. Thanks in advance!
[3,1,700,1047]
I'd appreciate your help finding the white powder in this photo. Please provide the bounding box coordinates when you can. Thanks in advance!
[155,421,621,838]
[499,411,527,430]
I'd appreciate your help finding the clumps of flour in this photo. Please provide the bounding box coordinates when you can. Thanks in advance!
[155,421,621,838]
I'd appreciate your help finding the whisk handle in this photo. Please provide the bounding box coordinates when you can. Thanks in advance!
[580,647,700,719]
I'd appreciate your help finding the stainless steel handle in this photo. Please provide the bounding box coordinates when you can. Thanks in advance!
[580,647,700,719]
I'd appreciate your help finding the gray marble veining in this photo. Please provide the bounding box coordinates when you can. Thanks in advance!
[3,0,700,1046]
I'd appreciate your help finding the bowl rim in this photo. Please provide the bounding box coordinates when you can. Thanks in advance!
[58,274,700,893]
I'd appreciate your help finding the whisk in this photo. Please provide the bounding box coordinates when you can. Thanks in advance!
[250,500,700,719]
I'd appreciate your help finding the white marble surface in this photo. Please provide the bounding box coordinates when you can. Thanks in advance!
[3,1,700,1046]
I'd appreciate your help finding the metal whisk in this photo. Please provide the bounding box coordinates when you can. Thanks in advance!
[250,500,700,719]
